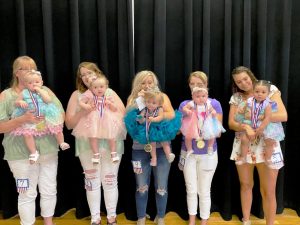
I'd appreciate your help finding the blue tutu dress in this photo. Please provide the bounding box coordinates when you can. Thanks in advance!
[124,108,182,144]
[11,88,63,136]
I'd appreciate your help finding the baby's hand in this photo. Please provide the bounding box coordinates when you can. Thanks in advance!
[138,90,145,97]
[258,115,264,120]
[210,109,217,117]
[148,116,155,122]
[105,98,114,107]
[33,86,42,93]
[184,108,193,116]
[16,100,28,108]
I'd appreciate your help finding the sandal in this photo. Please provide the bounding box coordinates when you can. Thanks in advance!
[107,218,117,225]
[111,152,120,163]
[59,142,70,151]
[92,153,100,164]
[29,151,39,164]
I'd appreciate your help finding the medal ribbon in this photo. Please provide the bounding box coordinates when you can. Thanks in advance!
[29,90,40,117]
[94,95,105,118]
[251,98,264,129]
[194,102,207,138]
[145,107,159,143]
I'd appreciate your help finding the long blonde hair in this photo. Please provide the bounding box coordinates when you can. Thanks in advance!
[76,62,104,93]
[11,56,37,89]
[127,70,159,106]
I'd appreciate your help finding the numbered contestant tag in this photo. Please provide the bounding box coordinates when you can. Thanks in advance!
[36,120,46,131]
[144,143,152,152]
[196,139,205,149]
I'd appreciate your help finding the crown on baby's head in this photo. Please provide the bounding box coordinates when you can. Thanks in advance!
[144,86,164,105]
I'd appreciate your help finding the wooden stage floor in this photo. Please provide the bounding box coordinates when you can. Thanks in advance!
[0,208,299,225]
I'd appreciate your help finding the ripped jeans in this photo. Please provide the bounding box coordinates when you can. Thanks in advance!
[79,148,121,223]
[132,148,170,219]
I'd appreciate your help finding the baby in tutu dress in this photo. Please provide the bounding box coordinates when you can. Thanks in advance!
[235,80,285,168]
[72,75,126,163]
[124,87,181,166]
[136,88,176,166]
[181,87,225,157]
[11,70,69,164]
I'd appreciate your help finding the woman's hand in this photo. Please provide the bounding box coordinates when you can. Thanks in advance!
[242,124,256,141]
[22,110,44,124]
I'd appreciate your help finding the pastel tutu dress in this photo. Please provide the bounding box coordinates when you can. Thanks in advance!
[180,100,225,140]
[11,88,64,136]
[72,89,126,140]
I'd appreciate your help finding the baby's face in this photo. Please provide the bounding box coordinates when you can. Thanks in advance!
[91,78,107,97]
[253,85,269,102]
[25,75,43,91]
[193,91,208,105]
[146,97,159,111]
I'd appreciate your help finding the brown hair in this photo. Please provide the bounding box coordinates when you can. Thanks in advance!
[231,66,257,93]
[76,62,104,93]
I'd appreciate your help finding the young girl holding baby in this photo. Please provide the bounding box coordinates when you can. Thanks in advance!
[72,75,126,163]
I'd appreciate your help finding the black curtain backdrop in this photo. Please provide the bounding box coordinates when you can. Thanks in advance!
[0,0,300,222]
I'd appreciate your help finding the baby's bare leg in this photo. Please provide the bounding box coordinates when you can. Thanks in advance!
[150,142,157,166]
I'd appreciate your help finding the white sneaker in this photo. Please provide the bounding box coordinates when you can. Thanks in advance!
[154,216,165,225]
[242,220,251,225]
[167,153,175,163]
[137,217,145,225]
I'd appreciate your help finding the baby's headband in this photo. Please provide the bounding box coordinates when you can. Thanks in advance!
[192,87,208,94]
[26,70,42,76]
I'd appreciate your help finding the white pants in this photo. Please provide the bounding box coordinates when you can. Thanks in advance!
[8,153,58,225]
[183,151,218,220]
[79,148,121,223]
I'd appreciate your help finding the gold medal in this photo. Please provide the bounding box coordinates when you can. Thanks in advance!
[196,139,205,149]
[36,120,46,131]
[144,143,152,152]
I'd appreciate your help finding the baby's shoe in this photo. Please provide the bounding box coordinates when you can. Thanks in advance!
[92,153,100,164]
[111,152,120,163]
[29,151,39,164]
[59,142,70,151]
[167,153,175,163]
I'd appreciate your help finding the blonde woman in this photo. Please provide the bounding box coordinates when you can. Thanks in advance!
[178,71,223,225]
[0,56,62,225]
[126,70,175,225]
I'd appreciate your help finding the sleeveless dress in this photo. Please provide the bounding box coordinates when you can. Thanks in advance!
[180,100,225,140]
[124,106,182,144]
[229,85,285,169]
[72,89,126,140]
[11,88,64,136]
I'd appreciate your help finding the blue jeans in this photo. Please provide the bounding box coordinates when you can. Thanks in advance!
[132,148,171,219]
